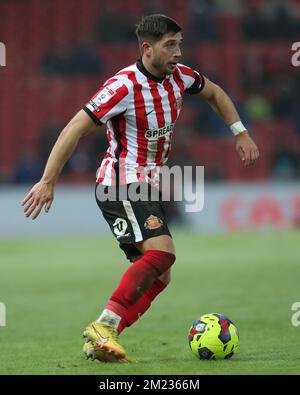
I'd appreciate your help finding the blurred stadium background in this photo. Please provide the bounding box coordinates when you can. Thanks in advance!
[0,0,300,375]
[0,0,300,236]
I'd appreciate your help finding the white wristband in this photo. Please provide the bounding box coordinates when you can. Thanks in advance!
[230,121,247,136]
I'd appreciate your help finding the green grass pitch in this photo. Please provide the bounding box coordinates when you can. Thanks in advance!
[0,230,300,375]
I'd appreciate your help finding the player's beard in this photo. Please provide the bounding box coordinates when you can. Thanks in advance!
[152,56,173,76]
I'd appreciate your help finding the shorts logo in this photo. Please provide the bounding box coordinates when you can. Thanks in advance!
[113,218,128,236]
[144,215,163,230]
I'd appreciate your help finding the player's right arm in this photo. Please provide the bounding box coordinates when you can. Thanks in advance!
[22,110,99,220]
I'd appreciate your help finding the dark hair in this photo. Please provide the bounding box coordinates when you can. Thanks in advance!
[135,14,182,45]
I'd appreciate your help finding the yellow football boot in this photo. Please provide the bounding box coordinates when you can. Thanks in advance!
[83,340,138,363]
[83,341,122,363]
[83,322,127,362]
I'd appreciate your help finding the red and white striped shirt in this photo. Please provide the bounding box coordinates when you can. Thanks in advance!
[84,59,204,186]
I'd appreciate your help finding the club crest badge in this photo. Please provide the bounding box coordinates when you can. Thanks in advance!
[144,215,163,230]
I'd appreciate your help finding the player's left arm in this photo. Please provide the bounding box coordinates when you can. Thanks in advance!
[198,76,259,167]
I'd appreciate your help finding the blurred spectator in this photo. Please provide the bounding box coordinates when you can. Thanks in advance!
[263,46,290,78]
[42,43,72,75]
[261,0,300,39]
[272,145,299,179]
[95,10,136,43]
[244,93,273,121]
[241,45,268,92]
[215,0,244,16]
[14,148,43,184]
[243,0,300,40]
[67,38,102,75]
[42,39,102,76]
[193,100,229,136]
[271,79,296,119]
[189,99,212,135]
[87,133,109,172]
[187,0,220,41]
[39,123,61,168]
[40,123,92,176]
[68,149,91,175]
[242,0,268,40]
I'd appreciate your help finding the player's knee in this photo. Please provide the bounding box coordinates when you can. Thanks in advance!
[156,250,176,273]
[141,249,176,277]
[136,235,176,256]
[153,249,176,267]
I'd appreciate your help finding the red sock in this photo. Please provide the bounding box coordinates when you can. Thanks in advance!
[105,250,175,318]
[117,278,167,334]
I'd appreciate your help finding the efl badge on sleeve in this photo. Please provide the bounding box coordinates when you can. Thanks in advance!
[96,80,121,105]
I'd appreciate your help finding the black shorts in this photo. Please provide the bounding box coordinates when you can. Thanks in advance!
[95,182,172,261]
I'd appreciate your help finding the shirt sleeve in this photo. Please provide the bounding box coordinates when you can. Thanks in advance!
[177,64,205,95]
[83,78,129,125]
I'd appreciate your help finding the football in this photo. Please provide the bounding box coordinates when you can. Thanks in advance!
[188,313,239,360]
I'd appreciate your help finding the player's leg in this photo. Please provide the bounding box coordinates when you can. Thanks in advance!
[94,187,175,329]
[117,270,171,334]
[83,183,175,362]
[83,245,175,362]
[117,238,173,334]
[102,239,175,327]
